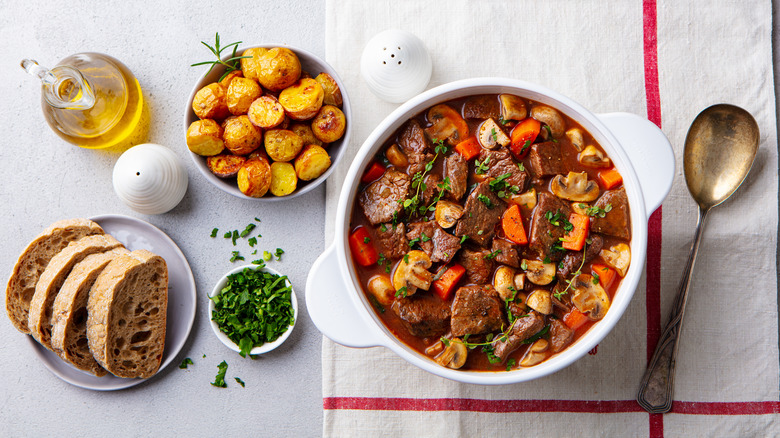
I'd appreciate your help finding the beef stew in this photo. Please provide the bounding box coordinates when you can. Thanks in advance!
[349,94,632,372]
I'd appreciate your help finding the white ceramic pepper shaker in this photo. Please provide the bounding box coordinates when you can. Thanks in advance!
[112,143,188,215]
[360,29,432,103]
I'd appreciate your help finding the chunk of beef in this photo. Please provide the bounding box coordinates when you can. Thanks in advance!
[407,221,461,264]
[375,222,407,259]
[444,153,468,200]
[556,234,603,281]
[463,95,500,119]
[458,248,494,284]
[454,180,507,246]
[421,173,442,205]
[398,120,433,175]
[549,318,574,353]
[393,294,451,337]
[478,148,530,192]
[491,238,519,268]
[359,168,410,225]
[528,192,571,262]
[432,227,461,264]
[591,187,631,239]
[450,285,505,337]
[491,312,545,362]
[528,142,565,178]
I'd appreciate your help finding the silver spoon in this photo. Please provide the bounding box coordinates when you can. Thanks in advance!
[636,104,760,414]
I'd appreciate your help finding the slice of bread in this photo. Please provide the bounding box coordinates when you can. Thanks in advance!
[51,247,129,377]
[87,249,168,379]
[28,234,124,350]
[5,219,104,334]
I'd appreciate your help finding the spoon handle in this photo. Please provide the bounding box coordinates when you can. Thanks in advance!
[637,206,709,413]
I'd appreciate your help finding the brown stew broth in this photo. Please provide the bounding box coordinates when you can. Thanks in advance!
[349,94,630,372]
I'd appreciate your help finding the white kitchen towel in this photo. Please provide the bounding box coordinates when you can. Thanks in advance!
[321,1,779,436]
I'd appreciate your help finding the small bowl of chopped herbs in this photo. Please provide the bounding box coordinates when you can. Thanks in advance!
[209,265,297,357]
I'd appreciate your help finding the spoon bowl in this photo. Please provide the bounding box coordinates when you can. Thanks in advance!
[637,104,759,413]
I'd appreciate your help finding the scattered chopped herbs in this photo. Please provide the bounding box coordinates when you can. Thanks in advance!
[234,377,246,388]
[460,235,468,244]
[592,273,600,285]
[395,286,408,298]
[274,248,284,261]
[211,361,228,387]
[210,267,295,358]
[484,250,502,260]
[203,354,206,358]
[545,210,571,231]
[408,237,421,248]
[400,140,449,218]
[223,231,232,239]
[580,203,613,218]
[490,128,498,142]
[506,358,516,371]
[441,337,451,347]
[255,217,261,222]
[489,172,520,199]
[517,161,525,171]
[231,230,239,246]
[421,233,431,242]
[475,157,491,175]
[248,237,257,247]
[477,194,493,208]
[251,259,266,267]
[403,254,410,264]
[179,357,193,369]
[482,344,502,364]
[521,325,550,345]
[544,256,552,264]
[230,251,244,262]
[380,224,388,233]
[240,223,256,238]
[263,251,273,261]
[210,228,219,238]
[363,236,371,244]
[498,115,509,125]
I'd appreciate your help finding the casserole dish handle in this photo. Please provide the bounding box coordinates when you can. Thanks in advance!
[598,113,675,217]
[306,243,382,348]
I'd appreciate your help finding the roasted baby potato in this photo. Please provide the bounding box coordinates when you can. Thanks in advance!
[192,83,229,120]
[247,95,286,129]
[227,77,262,115]
[223,115,263,155]
[219,70,243,89]
[311,105,346,143]
[237,156,272,197]
[264,129,304,162]
[289,123,322,147]
[240,47,267,81]
[270,161,298,196]
[186,119,224,156]
[294,144,331,181]
[278,78,324,120]
[207,154,246,178]
[256,47,302,91]
[315,72,343,107]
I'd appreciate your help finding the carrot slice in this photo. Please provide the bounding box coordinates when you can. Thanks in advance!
[348,227,378,266]
[361,162,386,183]
[591,263,617,290]
[509,118,540,159]
[598,168,623,189]
[502,204,528,245]
[454,136,481,161]
[431,264,466,300]
[562,213,589,251]
[563,308,589,330]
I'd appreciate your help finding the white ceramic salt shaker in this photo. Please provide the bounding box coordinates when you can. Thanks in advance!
[112,143,188,215]
[360,30,432,103]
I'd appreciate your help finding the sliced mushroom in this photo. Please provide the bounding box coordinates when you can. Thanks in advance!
[571,274,610,320]
[499,94,528,121]
[526,289,552,315]
[520,338,549,367]
[530,105,565,138]
[367,275,396,306]
[513,272,526,291]
[565,128,585,151]
[550,171,600,202]
[511,188,537,210]
[477,118,511,149]
[385,143,408,167]
[599,243,631,277]
[578,145,611,168]
[493,266,516,300]
[435,338,468,369]
[392,250,433,295]
[434,200,465,229]
[425,340,445,357]
[522,259,556,285]
[424,104,469,145]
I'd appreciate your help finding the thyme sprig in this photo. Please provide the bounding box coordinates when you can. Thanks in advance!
[191,32,252,81]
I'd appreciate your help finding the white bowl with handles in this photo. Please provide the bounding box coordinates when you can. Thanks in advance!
[306,78,675,385]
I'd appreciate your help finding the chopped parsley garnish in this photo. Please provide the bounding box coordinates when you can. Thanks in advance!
[380,223,388,233]
[477,194,493,208]
[579,203,613,218]
[274,248,284,261]
[395,286,408,298]
[263,251,273,261]
[517,161,525,171]
[231,230,239,246]
[490,128,498,142]
[399,140,449,218]
[521,325,549,344]
[489,172,520,199]
[251,259,266,267]
[460,235,468,244]
[240,223,256,238]
[474,157,491,175]
[403,254,410,264]
[223,231,232,239]
[210,228,219,238]
[179,357,193,369]
[363,236,371,244]
[210,267,295,358]
[506,358,516,371]
[484,250,502,260]
[482,344,502,364]
[377,253,391,273]
[230,251,244,262]
[234,377,246,387]
[498,115,509,125]
[592,273,601,285]
[211,361,228,388]
[248,237,257,247]
[421,233,431,242]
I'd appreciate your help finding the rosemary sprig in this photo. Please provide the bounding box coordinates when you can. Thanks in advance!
[191,32,252,81]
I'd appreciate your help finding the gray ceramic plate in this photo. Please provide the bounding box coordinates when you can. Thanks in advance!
[27,214,196,390]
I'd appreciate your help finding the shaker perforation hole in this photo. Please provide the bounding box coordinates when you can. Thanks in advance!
[136,172,140,176]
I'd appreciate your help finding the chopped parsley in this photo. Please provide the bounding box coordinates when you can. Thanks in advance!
[210,228,219,238]
[482,344,502,364]
[234,377,245,387]
[460,235,468,244]
[263,251,273,261]
[248,237,257,247]
[490,128,498,142]
[251,259,266,267]
[579,203,613,218]
[421,233,431,242]
[517,161,525,171]
[274,248,284,261]
[488,172,520,199]
[477,194,493,208]
[211,361,228,388]
[380,224,388,233]
[592,273,601,285]
[179,357,193,369]
[395,286,408,298]
[230,251,244,262]
[484,249,502,260]
[231,230,239,246]
[363,236,371,244]
[475,157,491,175]
[400,140,449,218]
[506,358,516,371]
[240,223,256,238]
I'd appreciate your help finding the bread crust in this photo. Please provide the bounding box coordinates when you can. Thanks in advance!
[51,247,129,377]
[28,234,123,350]
[87,250,168,379]
[5,219,104,334]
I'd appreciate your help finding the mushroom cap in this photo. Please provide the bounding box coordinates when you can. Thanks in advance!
[571,274,611,320]
[435,200,465,229]
[526,289,552,315]
[600,243,631,277]
[550,171,600,202]
[578,145,611,168]
[392,250,433,295]
[493,265,516,300]
[523,259,556,285]
[530,105,565,138]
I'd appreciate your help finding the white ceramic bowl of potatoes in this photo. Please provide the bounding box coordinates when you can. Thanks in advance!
[185,44,351,200]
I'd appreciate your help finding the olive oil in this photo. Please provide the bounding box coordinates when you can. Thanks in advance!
[22,53,148,149]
